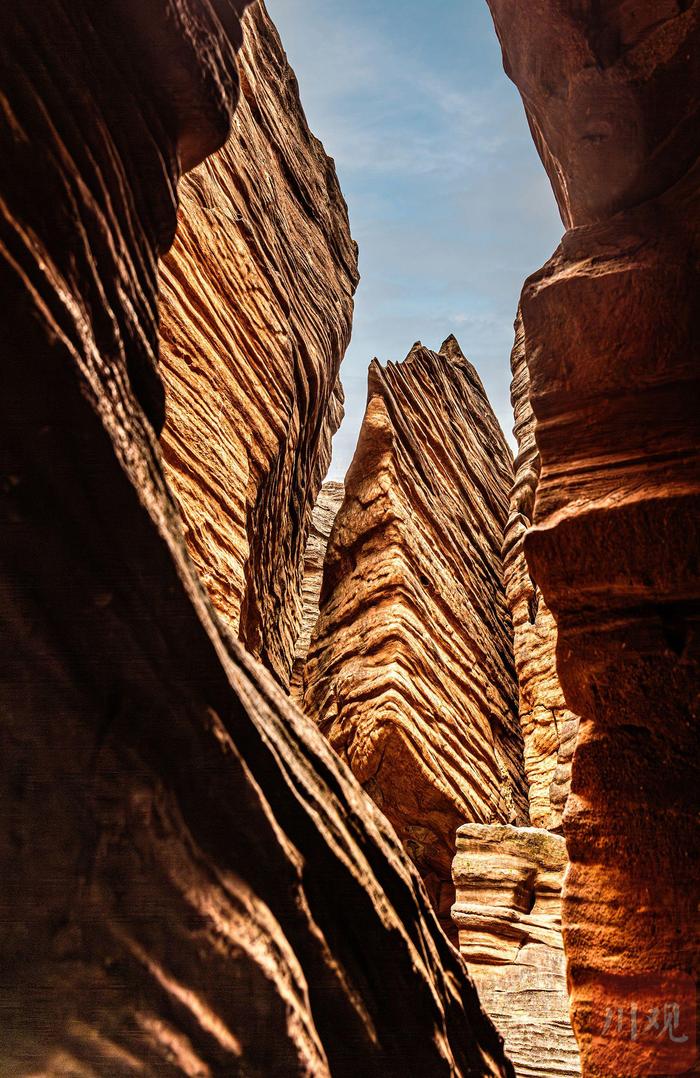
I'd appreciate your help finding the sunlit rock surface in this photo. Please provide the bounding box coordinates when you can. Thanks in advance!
[291,480,344,695]
[502,311,579,831]
[159,0,358,685]
[0,2,516,1073]
[304,338,529,935]
[487,2,700,1073]
[453,825,580,1078]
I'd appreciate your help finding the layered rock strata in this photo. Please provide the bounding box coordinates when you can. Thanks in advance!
[159,0,358,685]
[0,3,514,1074]
[291,480,345,693]
[453,825,580,1078]
[486,2,700,1074]
[304,338,529,933]
[502,311,579,831]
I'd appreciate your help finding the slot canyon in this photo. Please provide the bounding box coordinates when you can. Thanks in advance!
[0,2,697,1077]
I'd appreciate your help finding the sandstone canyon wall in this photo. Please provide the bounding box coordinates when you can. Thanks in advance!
[303,338,529,932]
[453,825,580,1078]
[159,0,358,686]
[486,3,700,1074]
[502,311,579,832]
[291,480,345,693]
[0,3,516,1074]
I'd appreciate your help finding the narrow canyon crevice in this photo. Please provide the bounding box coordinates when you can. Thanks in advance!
[296,336,581,1073]
[0,0,696,1075]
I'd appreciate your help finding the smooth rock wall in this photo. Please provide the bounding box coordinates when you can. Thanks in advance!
[486,2,700,1073]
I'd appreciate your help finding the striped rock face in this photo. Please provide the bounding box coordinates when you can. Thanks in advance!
[291,480,345,695]
[160,1,358,687]
[502,310,579,832]
[303,337,529,935]
[452,824,581,1078]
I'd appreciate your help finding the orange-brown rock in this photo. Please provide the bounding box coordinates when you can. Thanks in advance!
[0,3,515,1073]
[291,480,344,693]
[502,311,579,832]
[487,2,700,1074]
[452,825,580,1078]
[159,0,358,685]
[303,338,529,933]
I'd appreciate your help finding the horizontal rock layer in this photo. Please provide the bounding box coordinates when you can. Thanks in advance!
[291,480,344,694]
[487,1,700,1073]
[303,338,528,934]
[0,3,514,1074]
[502,311,578,831]
[452,825,580,1078]
[159,0,358,685]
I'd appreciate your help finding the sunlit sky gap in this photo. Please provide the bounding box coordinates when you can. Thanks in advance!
[267,0,564,479]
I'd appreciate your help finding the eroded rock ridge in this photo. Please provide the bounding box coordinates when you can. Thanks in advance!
[303,338,528,933]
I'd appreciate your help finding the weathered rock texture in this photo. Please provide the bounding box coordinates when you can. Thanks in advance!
[0,3,515,1074]
[502,311,579,832]
[159,0,358,685]
[487,2,700,1074]
[304,338,529,934]
[453,825,580,1078]
[291,480,345,693]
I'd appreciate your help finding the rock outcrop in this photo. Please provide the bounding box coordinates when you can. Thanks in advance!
[159,0,358,685]
[291,480,345,693]
[502,312,579,831]
[486,2,700,1074]
[0,3,515,1074]
[453,825,580,1078]
[304,338,529,934]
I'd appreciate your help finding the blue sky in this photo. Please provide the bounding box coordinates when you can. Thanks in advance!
[267,0,564,479]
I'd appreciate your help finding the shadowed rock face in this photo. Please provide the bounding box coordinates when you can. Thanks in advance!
[486,2,700,1074]
[159,1,357,685]
[303,338,529,936]
[453,825,580,1078]
[502,311,579,832]
[0,3,515,1074]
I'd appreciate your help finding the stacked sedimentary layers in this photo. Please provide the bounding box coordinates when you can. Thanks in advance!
[159,0,358,684]
[502,311,578,831]
[291,480,344,693]
[453,825,580,1078]
[0,2,516,1074]
[486,3,700,1074]
[304,337,528,930]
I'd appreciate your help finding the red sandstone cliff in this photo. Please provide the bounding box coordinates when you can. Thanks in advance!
[159,1,357,686]
[486,3,700,1074]
[303,338,528,933]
